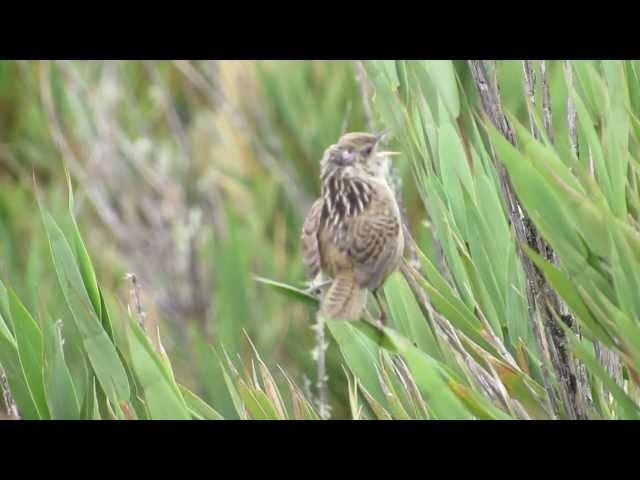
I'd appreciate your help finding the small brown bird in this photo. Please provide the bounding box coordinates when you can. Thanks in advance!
[301,131,404,322]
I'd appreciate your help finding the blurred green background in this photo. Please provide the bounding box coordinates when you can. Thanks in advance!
[0,60,399,418]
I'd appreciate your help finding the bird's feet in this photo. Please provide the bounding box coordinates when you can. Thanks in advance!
[305,277,332,297]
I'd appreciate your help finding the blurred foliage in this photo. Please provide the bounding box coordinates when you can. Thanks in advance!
[0,60,377,419]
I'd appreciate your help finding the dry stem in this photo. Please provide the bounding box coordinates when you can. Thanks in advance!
[469,60,590,419]
[311,313,330,419]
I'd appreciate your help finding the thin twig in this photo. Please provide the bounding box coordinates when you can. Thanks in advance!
[522,61,541,141]
[540,61,555,144]
[564,61,579,160]
[311,313,330,419]
[126,273,146,330]
[0,367,19,419]
[302,375,314,403]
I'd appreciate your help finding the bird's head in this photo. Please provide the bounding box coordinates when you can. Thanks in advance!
[320,130,399,179]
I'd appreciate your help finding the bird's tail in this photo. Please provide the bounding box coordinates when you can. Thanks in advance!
[320,271,367,321]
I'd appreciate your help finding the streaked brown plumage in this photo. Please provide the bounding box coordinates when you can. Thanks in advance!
[301,131,404,321]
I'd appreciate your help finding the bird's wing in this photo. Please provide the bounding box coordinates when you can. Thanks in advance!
[301,198,325,280]
[345,188,402,291]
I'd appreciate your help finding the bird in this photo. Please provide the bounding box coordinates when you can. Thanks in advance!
[301,131,404,323]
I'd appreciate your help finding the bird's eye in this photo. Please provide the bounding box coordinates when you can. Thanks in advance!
[362,145,373,156]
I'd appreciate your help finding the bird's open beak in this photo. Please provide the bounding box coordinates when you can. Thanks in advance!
[376,150,401,160]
